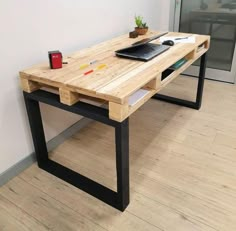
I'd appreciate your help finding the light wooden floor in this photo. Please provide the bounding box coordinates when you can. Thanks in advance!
[1,76,236,231]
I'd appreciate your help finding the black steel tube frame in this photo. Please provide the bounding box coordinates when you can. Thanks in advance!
[152,53,207,109]
[23,90,129,211]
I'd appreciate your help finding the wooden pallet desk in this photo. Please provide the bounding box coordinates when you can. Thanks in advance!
[20,31,210,211]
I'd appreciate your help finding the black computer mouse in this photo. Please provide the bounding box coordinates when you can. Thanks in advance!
[162,40,175,46]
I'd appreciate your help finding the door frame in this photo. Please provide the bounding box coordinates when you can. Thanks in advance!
[169,0,236,84]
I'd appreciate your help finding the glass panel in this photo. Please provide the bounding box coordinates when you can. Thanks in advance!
[179,0,236,71]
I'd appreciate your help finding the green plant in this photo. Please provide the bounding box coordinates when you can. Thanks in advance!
[135,15,148,28]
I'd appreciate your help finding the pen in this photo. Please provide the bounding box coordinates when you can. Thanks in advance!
[174,36,191,40]
[90,60,97,65]
[80,60,98,70]
[84,70,94,75]
[83,64,107,76]
[80,64,89,70]
[96,64,107,70]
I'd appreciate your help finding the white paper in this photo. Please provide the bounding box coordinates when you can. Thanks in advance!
[159,36,196,44]
[128,89,149,106]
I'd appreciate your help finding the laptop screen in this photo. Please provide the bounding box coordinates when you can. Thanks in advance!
[130,32,168,48]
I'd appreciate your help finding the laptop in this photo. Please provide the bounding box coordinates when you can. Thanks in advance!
[115,32,170,61]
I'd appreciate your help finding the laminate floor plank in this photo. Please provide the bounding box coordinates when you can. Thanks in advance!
[0,194,49,231]
[0,177,107,231]
[19,165,215,231]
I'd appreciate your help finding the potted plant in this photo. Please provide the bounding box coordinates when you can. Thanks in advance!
[135,15,148,35]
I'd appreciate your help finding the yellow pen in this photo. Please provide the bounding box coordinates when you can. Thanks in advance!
[79,64,89,70]
[96,64,107,70]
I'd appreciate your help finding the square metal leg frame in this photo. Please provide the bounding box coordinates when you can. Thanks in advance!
[152,53,207,109]
[23,90,129,211]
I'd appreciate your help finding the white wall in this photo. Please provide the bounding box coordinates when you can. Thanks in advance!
[0,0,171,174]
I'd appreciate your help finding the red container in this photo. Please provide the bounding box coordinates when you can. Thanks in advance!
[48,50,62,69]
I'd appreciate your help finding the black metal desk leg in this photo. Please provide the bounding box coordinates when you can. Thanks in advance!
[115,119,129,211]
[24,95,48,166]
[152,53,207,110]
[23,90,130,211]
[196,53,207,109]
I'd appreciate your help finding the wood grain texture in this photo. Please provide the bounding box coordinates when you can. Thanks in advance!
[19,31,210,121]
[3,76,236,230]
[59,88,80,106]
[0,195,48,231]
[20,77,41,93]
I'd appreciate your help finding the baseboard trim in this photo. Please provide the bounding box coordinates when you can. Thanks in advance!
[0,117,92,187]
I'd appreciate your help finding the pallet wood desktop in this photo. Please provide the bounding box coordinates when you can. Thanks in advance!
[20,31,210,211]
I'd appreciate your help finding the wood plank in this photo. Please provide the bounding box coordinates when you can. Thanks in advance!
[59,88,80,105]
[109,87,157,122]
[161,50,207,88]
[19,32,158,88]
[20,77,41,93]
[0,208,30,231]
[0,194,48,231]
[109,101,129,122]
[213,132,236,149]
[0,177,106,231]
[18,165,162,231]
[144,74,162,90]
[19,164,215,231]
[65,57,141,95]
